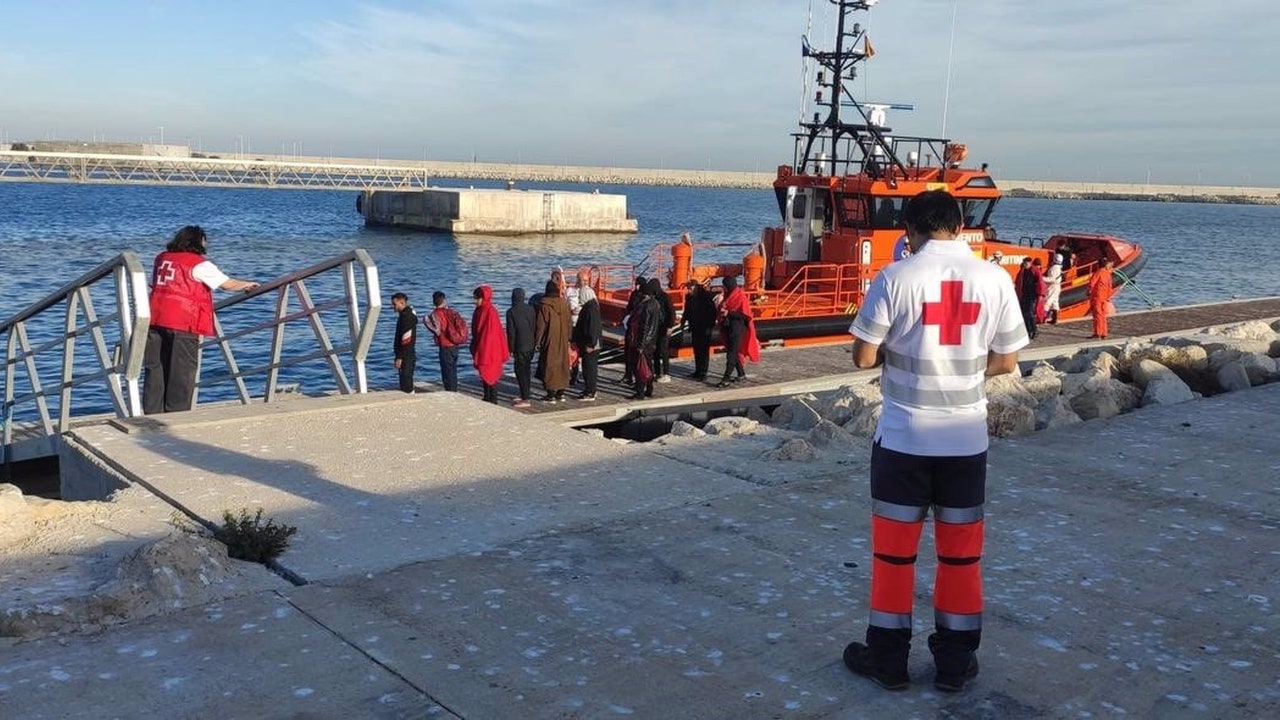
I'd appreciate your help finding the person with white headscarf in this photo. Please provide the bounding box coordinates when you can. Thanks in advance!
[1044,253,1064,324]
[571,279,602,400]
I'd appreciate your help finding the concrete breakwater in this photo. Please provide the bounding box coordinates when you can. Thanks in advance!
[378,159,1280,203]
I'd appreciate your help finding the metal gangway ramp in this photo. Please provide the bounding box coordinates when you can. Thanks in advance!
[1,249,382,466]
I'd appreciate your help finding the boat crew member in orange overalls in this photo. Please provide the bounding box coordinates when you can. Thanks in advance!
[143,225,259,414]
[846,190,1029,692]
[1089,258,1115,339]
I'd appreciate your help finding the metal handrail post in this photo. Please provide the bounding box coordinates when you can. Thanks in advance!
[349,250,381,393]
[59,292,80,432]
[265,285,290,403]
[343,262,363,392]
[293,279,351,394]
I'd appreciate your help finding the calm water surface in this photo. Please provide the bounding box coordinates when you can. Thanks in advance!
[2,181,1278,414]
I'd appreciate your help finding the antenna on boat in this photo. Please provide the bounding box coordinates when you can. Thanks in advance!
[940,0,958,137]
[799,0,814,125]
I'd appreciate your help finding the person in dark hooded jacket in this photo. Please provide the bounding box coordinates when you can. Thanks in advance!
[647,277,676,383]
[627,281,663,400]
[621,275,648,386]
[680,280,718,380]
[506,287,536,407]
[571,284,602,400]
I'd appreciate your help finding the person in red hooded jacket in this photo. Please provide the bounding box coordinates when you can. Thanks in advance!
[715,275,760,388]
[471,285,510,403]
[143,225,258,414]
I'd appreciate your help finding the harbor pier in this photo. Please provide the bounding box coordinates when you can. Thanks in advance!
[2,301,1279,717]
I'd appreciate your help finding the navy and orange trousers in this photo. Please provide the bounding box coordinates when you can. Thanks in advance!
[864,440,986,672]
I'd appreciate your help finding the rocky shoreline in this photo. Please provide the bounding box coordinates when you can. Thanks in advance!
[644,318,1280,460]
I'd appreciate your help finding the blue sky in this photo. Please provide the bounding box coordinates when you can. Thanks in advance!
[2,0,1277,186]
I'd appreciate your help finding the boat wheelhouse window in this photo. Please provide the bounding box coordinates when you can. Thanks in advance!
[961,176,997,189]
[868,197,906,229]
[960,199,995,228]
[835,194,868,227]
[791,193,809,219]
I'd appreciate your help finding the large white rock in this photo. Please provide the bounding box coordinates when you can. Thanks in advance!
[1060,348,1118,376]
[668,420,706,438]
[987,398,1036,438]
[1201,337,1274,360]
[842,402,882,437]
[1219,320,1278,342]
[0,484,34,547]
[1035,396,1082,430]
[764,438,817,462]
[986,372,1038,408]
[1021,363,1064,404]
[806,419,860,448]
[1214,362,1251,392]
[703,416,759,436]
[1060,369,1111,398]
[1129,358,1177,390]
[1141,375,1196,406]
[815,384,882,426]
[1070,379,1141,420]
[1238,352,1278,385]
[771,395,822,431]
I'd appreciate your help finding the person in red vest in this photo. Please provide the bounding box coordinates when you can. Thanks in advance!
[143,225,259,414]
[847,190,1028,692]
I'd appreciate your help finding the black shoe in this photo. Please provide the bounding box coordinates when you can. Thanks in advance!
[689,373,705,381]
[715,380,731,388]
[934,655,979,693]
[843,642,909,691]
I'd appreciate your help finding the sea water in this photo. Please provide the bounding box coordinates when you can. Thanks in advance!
[2,180,1278,414]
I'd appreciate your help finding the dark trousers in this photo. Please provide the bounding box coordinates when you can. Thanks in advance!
[655,332,670,377]
[513,350,533,400]
[482,382,498,403]
[1020,298,1038,339]
[142,327,201,414]
[438,346,459,391]
[691,328,711,378]
[720,326,745,381]
[578,345,598,396]
[397,356,416,393]
[866,441,986,675]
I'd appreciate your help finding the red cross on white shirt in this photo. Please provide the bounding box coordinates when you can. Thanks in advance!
[922,280,981,345]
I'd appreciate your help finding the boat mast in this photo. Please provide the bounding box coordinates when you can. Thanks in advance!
[794,0,941,183]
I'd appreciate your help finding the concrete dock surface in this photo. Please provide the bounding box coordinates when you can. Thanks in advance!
[2,381,1278,718]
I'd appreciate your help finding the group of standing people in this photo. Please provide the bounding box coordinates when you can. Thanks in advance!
[392,269,602,406]
[140,226,762,415]
[621,274,760,399]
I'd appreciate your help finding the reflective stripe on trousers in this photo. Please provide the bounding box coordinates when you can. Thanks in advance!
[869,504,985,633]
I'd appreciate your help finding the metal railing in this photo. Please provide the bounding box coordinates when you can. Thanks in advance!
[196,249,382,404]
[2,252,151,461]
[1,249,382,463]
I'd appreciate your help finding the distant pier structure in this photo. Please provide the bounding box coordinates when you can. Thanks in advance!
[358,185,638,234]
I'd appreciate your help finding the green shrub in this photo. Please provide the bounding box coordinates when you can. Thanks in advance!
[214,508,297,564]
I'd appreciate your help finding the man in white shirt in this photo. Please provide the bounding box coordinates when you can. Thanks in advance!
[845,190,1029,692]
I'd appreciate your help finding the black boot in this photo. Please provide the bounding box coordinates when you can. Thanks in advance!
[843,641,909,691]
[929,631,980,692]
